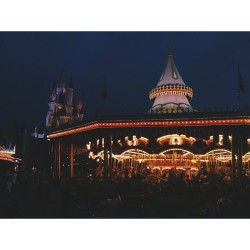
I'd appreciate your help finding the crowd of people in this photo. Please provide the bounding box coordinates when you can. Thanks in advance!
[1,161,250,218]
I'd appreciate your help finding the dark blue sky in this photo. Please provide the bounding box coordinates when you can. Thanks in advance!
[0,32,250,132]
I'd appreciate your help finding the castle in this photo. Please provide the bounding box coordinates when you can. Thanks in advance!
[46,75,84,129]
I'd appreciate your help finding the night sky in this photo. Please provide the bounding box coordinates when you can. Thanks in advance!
[0,32,250,133]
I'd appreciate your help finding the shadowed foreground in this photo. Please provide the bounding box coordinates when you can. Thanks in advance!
[1,169,250,218]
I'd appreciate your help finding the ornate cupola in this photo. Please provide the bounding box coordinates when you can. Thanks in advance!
[149,47,194,113]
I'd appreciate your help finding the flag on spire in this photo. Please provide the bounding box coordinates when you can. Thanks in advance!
[238,64,246,92]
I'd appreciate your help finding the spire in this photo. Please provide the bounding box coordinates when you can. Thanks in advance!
[149,46,194,113]
[56,66,66,98]
[168,42,173,56]
[158,46,185,86]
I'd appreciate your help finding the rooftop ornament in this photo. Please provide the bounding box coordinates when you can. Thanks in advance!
[149,46,194,113]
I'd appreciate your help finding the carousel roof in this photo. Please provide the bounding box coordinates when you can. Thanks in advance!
[157,47,186,87]
[149,46,193,112]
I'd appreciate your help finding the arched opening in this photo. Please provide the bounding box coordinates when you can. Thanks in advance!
[243,152,250,176]
[204,149,232,174]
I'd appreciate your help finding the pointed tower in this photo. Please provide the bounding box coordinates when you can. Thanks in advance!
[46,80,57,128]
[149,47,193,113]
[66,76,74,117]
[56,69,66,110]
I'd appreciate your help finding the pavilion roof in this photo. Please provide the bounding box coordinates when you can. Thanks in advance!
[157,47,186,86]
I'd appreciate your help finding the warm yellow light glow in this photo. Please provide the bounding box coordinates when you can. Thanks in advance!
[172,136,181,145]
[205,149,231,156]
[125,135,139,146]
[89,151,95,159]
[153,167,161,170]
[139,137,149,144]
[149,85,193,100]
[218,134,223,146]
[0,150,20,163]
[160,148,194,156]
[191,167,199,171]
[86,141,91,150]
[47,119,250,139]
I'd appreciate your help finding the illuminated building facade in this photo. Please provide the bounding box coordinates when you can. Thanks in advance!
[46,76,84,128]
[0,145,21,164]
[47,48,250,185]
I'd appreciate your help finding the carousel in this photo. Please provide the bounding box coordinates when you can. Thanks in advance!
[0,145,21,172]
[47,46,250,182]
[87,133,250,179]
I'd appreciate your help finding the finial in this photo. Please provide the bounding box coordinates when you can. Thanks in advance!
[168,41,173,56]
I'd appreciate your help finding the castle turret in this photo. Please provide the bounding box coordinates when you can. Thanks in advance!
[50,80,56,111]
[65,77,74,119]
[67,76,74,106]
[46,71,84,129]
[149,47,194,113]
[46,80,57,128]
[56,70,66,110]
